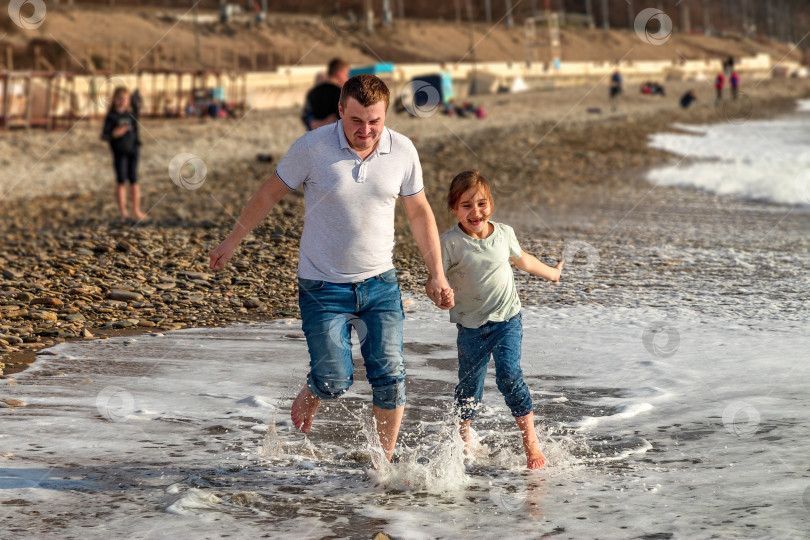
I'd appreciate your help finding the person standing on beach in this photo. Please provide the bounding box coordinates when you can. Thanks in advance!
[609,69,622,112]
[439,170,564,469]
[101,87,145,222]
[210,74,454,462]
[301,58,350,131]
[730,71,740,100]
[715,72,725,101]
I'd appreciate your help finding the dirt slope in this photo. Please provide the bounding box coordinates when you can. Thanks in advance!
[1,6,803,72]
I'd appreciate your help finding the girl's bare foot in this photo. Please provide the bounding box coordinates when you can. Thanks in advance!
[291,386,320,433]
[133,211,147,220]
[516,412,547,469]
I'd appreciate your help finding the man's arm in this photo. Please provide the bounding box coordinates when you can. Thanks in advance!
[400,191,454,309]
[209,173,291,270]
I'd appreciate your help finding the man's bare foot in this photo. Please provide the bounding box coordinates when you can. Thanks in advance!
[133,211,147,220]
[119,213,130,223]
[291,386,320,433]
[525,442,546,469]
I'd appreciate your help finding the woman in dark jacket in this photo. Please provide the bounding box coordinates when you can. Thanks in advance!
[101,87,145,222]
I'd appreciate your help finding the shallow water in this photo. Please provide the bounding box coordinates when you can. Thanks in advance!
[2,300,809,539]
[647,100,810,205]
[3,102,810,539]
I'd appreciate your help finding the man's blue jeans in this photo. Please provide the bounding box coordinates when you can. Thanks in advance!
[454,313,533,420]
[298,268,406,410]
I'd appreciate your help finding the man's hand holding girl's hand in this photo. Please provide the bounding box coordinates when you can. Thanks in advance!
[426,275,454,310]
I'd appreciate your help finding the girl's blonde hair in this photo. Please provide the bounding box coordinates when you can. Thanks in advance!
[447,169,494,210]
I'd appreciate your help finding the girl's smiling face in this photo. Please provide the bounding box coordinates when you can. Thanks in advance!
[451,186,493,239]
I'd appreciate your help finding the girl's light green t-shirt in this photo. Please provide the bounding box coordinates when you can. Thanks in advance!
[440,222,522,329]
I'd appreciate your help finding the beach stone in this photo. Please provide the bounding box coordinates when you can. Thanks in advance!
[112,319,139,329]
[67,287,97,296]
[2,269,22,280]
[14,292,34,303]
[109,290,144,302]
[244,297,264,308]
[0,398,26,408]
[181,271,211,281]
[82,328,94,339]
[31,297,63,308]
[29,310,58,321]
[65,313,87,323]
[115,239,138,253]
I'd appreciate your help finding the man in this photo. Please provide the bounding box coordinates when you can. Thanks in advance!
[301,58,350,131]
[210,74,454,462]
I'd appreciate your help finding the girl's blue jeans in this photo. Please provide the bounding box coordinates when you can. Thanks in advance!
[454,313,533,421]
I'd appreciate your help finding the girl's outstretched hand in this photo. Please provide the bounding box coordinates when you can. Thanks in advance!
[551,260,565,282]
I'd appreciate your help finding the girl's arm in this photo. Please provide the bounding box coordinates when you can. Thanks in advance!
[510,250,564,282]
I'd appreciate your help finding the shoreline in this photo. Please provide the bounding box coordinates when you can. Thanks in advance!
[2,78,810,378]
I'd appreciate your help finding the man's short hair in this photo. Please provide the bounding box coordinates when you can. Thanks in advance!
[339,74,390,110]
[327,58,349,78]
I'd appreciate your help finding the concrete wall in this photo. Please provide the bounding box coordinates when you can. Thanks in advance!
[7,52,802,121]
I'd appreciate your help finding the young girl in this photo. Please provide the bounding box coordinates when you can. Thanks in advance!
[440,170,564,469]
[101,87,145,222]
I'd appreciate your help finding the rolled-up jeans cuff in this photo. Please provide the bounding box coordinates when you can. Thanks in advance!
[372,378,406,409]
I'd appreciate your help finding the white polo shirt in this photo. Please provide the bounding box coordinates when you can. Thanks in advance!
[276,120,424,283]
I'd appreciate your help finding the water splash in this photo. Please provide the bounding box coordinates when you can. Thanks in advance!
[258,414,283,458]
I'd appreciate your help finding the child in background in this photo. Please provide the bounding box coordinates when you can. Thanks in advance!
[101,87,145,222]
[715,72,725,101]
[440,170,564,469]
[730,72,740,100]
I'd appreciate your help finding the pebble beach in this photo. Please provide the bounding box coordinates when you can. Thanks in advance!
[1,77,809,377]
